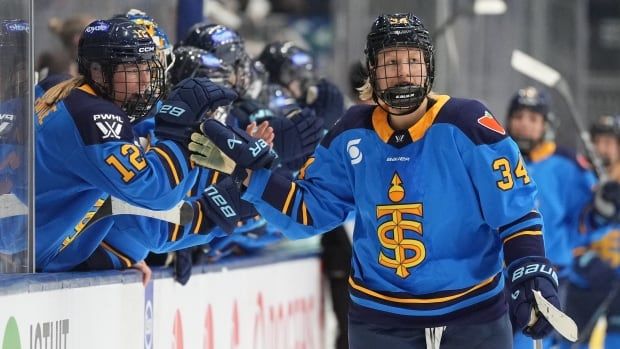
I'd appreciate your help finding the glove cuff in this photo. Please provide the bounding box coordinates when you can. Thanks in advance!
[507,256,559,289]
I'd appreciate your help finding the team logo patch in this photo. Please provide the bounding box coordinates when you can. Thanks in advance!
[477,111,506,135]
[346,139,363,165]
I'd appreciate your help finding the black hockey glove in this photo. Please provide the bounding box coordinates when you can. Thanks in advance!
[154,77,238,145]
[305,78,345,128]
[189,119,277,182]
[506,256,560,339]
[267,107,324,171]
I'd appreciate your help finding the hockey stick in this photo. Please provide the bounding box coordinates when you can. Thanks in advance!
[0,193,28,219]
[528,290,578,342]
[80,197,194,233]
[510,50,607,181]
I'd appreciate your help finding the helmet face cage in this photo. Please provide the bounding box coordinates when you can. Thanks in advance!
[365,14,434,113]
[278,50,317,94]
[78,19,165,122]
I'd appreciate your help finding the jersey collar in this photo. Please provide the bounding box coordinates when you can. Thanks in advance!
[77,84,98,96]
[529,141,556,162]
[372,95,450,143]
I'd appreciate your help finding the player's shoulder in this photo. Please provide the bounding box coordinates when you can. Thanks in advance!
[321,104,375,148]
[64,86,134,145]
[434,96,508,145]
[553,145,591,171]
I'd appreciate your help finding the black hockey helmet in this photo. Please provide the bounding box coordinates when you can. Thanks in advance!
[77,18,165,122]
[590,114,620,141]
[365,13,434,113]
[168,46,234,87]
[257,41,316,95]
[183,24,250,95]
[0,19,29,101]
[507,86,551,120]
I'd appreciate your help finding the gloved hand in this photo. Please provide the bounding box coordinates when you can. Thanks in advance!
[305,78,344,128]
[574,250,618,289]
[266,107,324,171]
[173,248,193,286]
[506,256,561,339]
[154,77,238,145]
[195,177,253,233]
[189,119,277,180]
[593,181,620,224]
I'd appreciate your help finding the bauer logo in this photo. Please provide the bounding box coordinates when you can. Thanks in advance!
[346,139,363,165]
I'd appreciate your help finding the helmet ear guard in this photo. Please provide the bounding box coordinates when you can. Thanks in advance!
[365,13,434,113]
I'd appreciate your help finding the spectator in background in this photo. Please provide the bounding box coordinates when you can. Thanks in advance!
[36,14,94,79]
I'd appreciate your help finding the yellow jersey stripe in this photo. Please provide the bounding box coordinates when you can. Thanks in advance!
[503,230,543,244]
[101,242,132,268]
[152,147,180,185]
[282,182,297,214]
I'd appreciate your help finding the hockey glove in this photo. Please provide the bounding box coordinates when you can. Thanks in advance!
[574,250,618,290]
[196,177,254,233]
[506,256,561,339]
[189,119,277,179]
[305,78,345,128]
[266,107,324,171]
[173,248,193,286]
[593,181,620,224]
[154,77,238,145]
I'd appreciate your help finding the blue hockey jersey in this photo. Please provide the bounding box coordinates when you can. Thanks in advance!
[523,142,596,270]
[568,223,620,288]
[243,96,545,326]
[35,84,199,269]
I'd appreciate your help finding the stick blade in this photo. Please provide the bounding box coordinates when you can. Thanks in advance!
[511,50,562,87]
[532,290,578,342]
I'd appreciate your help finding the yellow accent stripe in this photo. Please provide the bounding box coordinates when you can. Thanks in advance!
[529,142,557,163]
[211,171,220,184]
[503,230,543,244]
[193,201,204,234]
[152,147,180,185]
[77,84,97,96]
[301,201,308,225]
[101,242,132,268]
[348,274,497,304]
[170,223,180,241]
[282,182,297,214]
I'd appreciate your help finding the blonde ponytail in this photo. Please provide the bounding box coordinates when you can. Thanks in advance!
[35,76,85,121]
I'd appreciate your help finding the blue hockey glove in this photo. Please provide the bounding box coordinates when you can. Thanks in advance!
[574,250,618,289]
[173,248,193,286]
[154,77,238,145]
[192,119,277,174]
[506,256,561,339]
[306,78,344,128]
[593,181,620,224]
[196,177,256,233]
[229,99,275,128]
[265,107,324,171]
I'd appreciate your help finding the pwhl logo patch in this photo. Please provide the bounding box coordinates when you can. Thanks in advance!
[477,111,505,135]
[96,121,123,139]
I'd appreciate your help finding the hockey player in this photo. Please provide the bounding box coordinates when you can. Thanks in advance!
[505,86,597,348]
[33,18,241,270]
[559,115,620,349]
[258,40,345,129]
[193,13,559,348]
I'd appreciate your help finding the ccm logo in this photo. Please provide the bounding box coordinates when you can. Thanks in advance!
[511,263,558,285]
[205,186,236,218]
[138,46,155,53]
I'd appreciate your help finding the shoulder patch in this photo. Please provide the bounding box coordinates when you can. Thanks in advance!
[321,104,374,148]
[477,110,506,135]
[64,89,135,145]
[434,97,507,145]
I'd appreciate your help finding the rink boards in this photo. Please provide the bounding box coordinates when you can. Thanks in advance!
[0,248,323,349]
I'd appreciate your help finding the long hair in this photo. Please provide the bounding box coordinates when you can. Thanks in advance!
[35,76,85,119]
